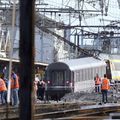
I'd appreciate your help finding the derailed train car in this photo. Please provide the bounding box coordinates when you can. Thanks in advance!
[45,57,107,100]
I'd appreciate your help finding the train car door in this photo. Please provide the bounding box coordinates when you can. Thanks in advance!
[51,70,65,86]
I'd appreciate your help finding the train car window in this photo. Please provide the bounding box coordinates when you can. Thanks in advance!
[74,71,76,82]
[76,71,79,82]
[90,68,92,80]
[88,68,90,80]
[91,67,93,80]
[95,68,97,78]
[86,69,89,80]
[80,70,82,81]
[88,68,91,80]
[85,69,87,80]
[84,69,86,81]
[76,71,78,82]
[93,67,95,78]
[83,69,85,81]
[79,70,82,81]
[71,71,74,83]
[85,68,87,80]
[87,68,89,80]
[51,70,65,86]
[75,70,78,82]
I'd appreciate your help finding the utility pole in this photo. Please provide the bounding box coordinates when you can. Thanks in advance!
[68,8,71,59]
[19,0,35,120]
[7,0,16,105]
[40,7,45,62]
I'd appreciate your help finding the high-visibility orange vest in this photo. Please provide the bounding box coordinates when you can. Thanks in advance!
[0,78,7,91]
[11,75,19,89]
[95,77,101,85]
[101,78,109,90]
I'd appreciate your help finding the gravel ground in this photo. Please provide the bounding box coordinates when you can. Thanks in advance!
[61,91,120,104]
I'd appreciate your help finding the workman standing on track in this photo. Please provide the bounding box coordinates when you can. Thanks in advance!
[101,74,110,103]
[94,73,101,93]
[11,71,19,106]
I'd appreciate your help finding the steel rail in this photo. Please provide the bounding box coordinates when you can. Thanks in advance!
[34,104,120,119]
[0,103,120,119]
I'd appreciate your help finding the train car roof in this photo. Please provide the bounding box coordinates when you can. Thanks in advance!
[60,57,106,71]
[0,57,48,66]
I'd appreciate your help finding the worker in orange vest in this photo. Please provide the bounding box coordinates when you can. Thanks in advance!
[0,74,7,105]
[101,74,110,103]
[11,71,19,106]
[94,73,101,93]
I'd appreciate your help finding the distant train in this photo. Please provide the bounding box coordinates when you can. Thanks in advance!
[45,57,109,100]
[107,59,120,82]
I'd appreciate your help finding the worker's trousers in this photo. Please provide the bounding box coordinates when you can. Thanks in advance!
[101,90,108,103]
[95,84,101,93]
[11,88,19,106]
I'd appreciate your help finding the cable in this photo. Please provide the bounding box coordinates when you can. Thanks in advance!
[64,0,71,7]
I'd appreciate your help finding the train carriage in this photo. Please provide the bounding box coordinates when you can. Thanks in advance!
[45,57,107,100]
[109,59,120,81]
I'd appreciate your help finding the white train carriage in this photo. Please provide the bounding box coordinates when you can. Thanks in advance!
[61,57,106,92]
[45,57,106,99]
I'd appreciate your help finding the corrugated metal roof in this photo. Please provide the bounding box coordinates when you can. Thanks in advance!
[60,57,106,71]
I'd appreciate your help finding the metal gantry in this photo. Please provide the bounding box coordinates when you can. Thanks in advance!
[0,0,120,58]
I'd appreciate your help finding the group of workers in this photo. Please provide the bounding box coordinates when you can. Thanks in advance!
[0,67,46,106]
[94,73,111,103]
[34,75,46,102]
[0,70,19,106]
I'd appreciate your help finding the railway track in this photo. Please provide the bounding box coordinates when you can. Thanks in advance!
[35,103,120,120]
[0,102,120,120]
[0,102,94,119]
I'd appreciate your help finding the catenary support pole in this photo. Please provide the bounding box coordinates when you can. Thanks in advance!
[6,0,16,119]
[19,0,35,120]
[7,0,16,105]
